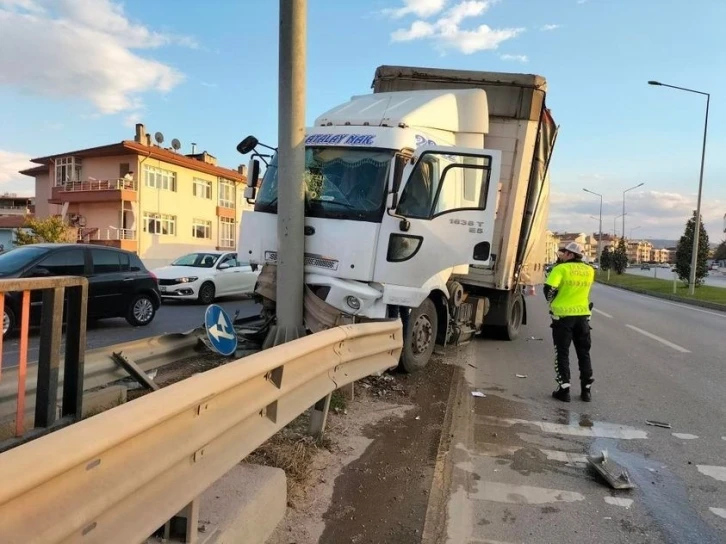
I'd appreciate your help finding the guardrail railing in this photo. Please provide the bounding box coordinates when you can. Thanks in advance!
[0,276,88,453]
[0,319,402,544]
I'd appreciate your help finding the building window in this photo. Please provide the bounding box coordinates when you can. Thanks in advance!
[219,179,235,208]
[193,178,213,199]
[143,212,176,235]
[55,157,82,186]
[193,218,212,239]
[144,165,177,192]
[219,217,235,248]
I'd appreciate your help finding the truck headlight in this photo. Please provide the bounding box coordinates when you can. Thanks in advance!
[346,296,361,310]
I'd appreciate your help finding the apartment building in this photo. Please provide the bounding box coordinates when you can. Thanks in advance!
[626,240,653,264]
[20,124,250,268]
[544,230,560,264]
[555,232,598,261]
[650,247,671,264]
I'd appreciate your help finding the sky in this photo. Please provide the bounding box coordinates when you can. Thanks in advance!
[1,0,725,241]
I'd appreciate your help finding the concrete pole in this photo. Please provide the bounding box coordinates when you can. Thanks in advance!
[271,0,307,344]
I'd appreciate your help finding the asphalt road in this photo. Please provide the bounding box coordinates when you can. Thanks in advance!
[442,284,726,543]
[0,297,261,369]
[625,266,726,287]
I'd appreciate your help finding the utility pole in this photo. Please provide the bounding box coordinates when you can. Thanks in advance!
[268,0,307,346]
[583,189,603,266]
[623,183,644,242]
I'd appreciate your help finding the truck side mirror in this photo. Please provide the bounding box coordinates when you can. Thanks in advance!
[244,158,260,203]
[386,191,399,210]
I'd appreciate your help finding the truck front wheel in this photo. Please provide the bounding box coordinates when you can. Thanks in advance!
[400,298,438,373]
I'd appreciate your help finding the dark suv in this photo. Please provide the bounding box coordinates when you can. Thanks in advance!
[0,244,161,338]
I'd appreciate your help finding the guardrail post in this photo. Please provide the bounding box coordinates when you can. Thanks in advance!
[35,287,64,427]
[62,284,87,419]
[308,392,332,438]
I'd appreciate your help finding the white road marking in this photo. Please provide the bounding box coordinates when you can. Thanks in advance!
[472,481,585,505]
[625,324,691,353]
[604,497,634,509]
[476,415,648,440]
[596,284,726,319]
[592,308,613,318]
[471,442,587,466]
[672,433,699,440]
[710,508,726,520]
[697,465,726,482]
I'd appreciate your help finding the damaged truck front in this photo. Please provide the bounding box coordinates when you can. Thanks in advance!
[237,64,558,372]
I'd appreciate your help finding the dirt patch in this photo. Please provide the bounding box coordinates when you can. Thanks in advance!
[257,360,452,544]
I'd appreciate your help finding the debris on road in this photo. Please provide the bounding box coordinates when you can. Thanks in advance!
[587,450,635,490]
[468,363,477,369]
[646,420,672,429]
[515,374,528,379]
[527,336,544,341]
[471,391,486,398]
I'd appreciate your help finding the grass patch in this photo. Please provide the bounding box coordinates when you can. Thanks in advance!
[246,412,332,506]
[330,389,347,413]
[597,271,726,306]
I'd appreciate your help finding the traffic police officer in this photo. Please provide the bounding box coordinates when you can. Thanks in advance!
[543,242,595,402]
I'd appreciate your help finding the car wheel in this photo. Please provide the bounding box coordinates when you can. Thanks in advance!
[197,282,216,305]
[3,306,15,339]
[126,294,156,327]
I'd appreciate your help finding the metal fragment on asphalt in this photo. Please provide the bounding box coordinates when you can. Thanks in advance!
[515,374,527,378]
[471,391,486,398]
[646,420,672,429]
[587,450,635,490]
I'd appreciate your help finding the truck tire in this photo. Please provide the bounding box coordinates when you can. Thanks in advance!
[499,293,523,341]
[400,298,438,373]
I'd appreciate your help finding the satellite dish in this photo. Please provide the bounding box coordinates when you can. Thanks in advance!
[171,138,181,151]
[154,132,165,145]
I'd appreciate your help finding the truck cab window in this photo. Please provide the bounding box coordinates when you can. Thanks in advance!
[397,152,491,219]
[396,156,437,218]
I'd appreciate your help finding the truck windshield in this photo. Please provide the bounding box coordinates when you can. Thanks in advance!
[255,147,393,222]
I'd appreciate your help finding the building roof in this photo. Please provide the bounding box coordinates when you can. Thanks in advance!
[0,216,30,229]
[20,141,246,183]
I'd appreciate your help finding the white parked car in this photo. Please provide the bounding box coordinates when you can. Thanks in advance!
[152,251,259,304]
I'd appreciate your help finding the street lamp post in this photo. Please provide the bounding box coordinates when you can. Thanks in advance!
[614,213,626,237]
[623,183,644,242]
[630,226,641,239]
[648,80,710,295]
[583,188,603,265]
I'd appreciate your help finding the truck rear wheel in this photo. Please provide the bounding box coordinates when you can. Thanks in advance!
[498,293,523,341]
[400,298,438,373]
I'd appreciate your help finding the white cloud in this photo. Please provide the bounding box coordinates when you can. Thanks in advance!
[383,0,448,19]
[500,53,528,62]
[389,1,522,54]
[549,189,726,239]
[541,24,560,31]
[0,150,36,194]
[0,0,192,117]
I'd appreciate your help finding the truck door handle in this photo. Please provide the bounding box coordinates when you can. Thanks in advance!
[304,226,315,235]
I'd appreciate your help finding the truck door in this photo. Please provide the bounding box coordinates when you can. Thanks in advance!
[373,145,501,287]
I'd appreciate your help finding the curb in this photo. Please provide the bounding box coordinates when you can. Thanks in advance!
[595,280,726,313]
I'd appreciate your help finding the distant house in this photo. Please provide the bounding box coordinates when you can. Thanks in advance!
[0,216,30,251]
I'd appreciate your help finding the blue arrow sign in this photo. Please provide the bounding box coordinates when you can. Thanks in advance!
[204,304,238,356]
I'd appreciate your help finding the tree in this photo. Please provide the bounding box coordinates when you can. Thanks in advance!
[714,239,726,262]
[612,238,628,274]
[675,210,710,286]
[600,245,612,271]
[14,216,77,246]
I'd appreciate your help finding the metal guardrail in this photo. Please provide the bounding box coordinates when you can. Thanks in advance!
[0,276,88,451]
[0,327,206,423]
[60,179,138,192]
[0,320,402,544]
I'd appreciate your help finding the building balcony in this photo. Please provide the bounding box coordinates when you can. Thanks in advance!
[78,227,138,252]
[0,206,31,216]
[50,179,138,204]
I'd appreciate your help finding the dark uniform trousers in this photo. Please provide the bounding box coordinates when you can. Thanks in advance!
[551,316,593,387]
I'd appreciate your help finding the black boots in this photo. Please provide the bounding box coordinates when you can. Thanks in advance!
[552,385,571,402]
[581,379,594,402]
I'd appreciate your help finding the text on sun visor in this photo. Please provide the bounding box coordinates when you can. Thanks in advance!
[305,134,376,145]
